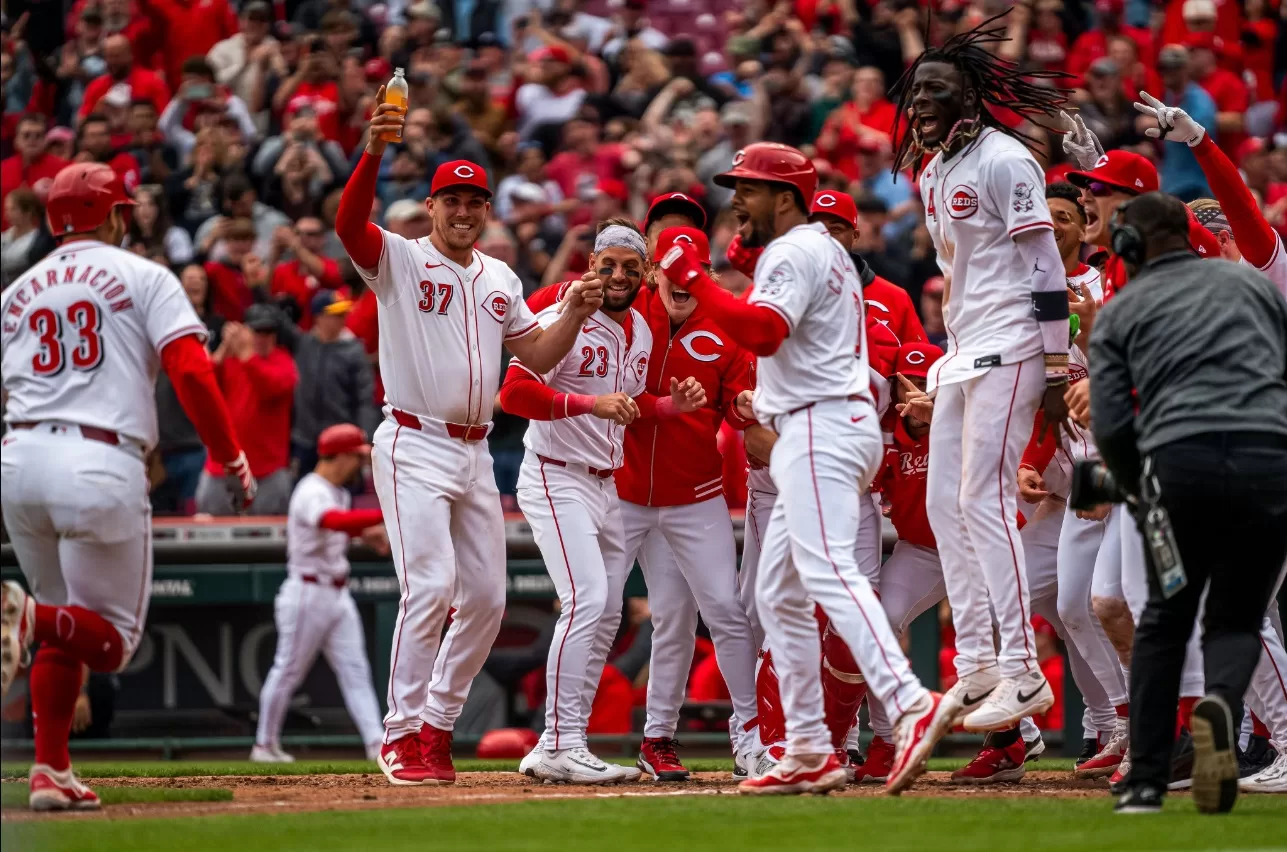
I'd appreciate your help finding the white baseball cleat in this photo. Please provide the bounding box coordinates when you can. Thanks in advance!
[29,764,101,811]
[531,747,640,785]
[1239,752,1287,793]
[937,666,1001,727]
[752,743,785,780]
[519,745,544,777]
[1,581,36,700]
[250,744,295,763]
[963,671,1054,732]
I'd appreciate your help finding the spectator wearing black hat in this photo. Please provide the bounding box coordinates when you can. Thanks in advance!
[195,304,298,516]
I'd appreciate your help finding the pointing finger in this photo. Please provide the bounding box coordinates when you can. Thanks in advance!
[1132,100,1157,117]
[895,372,918,392]
[1139,91,1164,109]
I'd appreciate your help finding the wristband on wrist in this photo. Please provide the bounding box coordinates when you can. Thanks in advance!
[1044,352,1070,386]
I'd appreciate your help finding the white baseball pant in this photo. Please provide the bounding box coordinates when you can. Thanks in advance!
[855,490,884,587]
[758,399,926,756]
[517,451,629,752]
[255,577,384,751]
[372,418,508,743]
[620,496,759,740]
[1060,504,1130,714]
[740,486,776,649]
[925,357,1045,679]
[1245,564,1287,750]
[0,425,152,666]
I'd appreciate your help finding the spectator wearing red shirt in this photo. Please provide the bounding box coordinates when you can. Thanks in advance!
[79,34,171,120]
[269,217,345,329]
[1160,0,1243,56]
[272,45,343,144]
[0,115,68,230]
[136,0,239,89]
[196,304,297,515]
[1187,33,1249,156]
[1240,0,1278,102]
[1003,0,1070,73]
[204,217,266,322]
[65,0,161,65]
[1068,0,1155,78]
[74,114,141,194]
[815,66,898,181]
[545,108,624,227]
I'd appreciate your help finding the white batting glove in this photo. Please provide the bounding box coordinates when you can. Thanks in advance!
[1059,110,1105,170]
[224,451,258,513]
[1133,91,1206,147]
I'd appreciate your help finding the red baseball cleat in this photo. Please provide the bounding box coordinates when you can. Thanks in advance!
[1076,717,1128,779]
[738,753,848,795]
[853,736,894,784]
[417,724,457,783]
[378,732,436,786]
[888,691,953,796]
[29,764,101,811]
[951,735,1028,784]
[638,737,691,782]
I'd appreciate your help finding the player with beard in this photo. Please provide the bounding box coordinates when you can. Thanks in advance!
[499,218,707,784]
[892,13,1071,732]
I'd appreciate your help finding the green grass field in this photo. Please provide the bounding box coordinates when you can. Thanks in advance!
[0,784,231,808]
[1,759,1284,852]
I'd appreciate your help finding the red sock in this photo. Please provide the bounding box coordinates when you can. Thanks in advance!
[30,646,82,772]
[34,604,124,672]
[1251,712,1270,739]
[1178,697,1198,735]
[1114,703,1129,718]
[756,652,786,746]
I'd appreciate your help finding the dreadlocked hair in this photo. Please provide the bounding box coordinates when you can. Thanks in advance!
[892,10,1074,176]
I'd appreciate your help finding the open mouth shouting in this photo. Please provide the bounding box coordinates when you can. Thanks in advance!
[670,288,691,304]
[733,209,751,241]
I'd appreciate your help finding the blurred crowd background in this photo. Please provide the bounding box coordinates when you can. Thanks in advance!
[5,0,1287,518]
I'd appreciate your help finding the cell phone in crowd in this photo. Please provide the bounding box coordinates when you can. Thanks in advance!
[186,84,215,100]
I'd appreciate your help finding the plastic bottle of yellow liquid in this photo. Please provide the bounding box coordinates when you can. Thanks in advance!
[381,68,408,142]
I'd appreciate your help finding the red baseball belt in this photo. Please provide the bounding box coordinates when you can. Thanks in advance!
[10,421,121,446]
[537,454,613,480]
[390,408,488,442]
[300,574,347,589]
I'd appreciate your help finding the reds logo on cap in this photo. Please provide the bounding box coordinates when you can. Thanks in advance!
[732,150,746,166]
[815,193,837,207]
[674,234,694,244]
[454,164,476,178]
[1095,154,1110,169]
[948,186,979,220]
[904,349,926,365]
[669,193,691,201]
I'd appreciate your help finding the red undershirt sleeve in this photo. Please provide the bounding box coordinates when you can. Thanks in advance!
[682,271,790,356]
[632,393,681,420]
[318,508,386,535]
[1193,134,1278,268]
[335,152,385,270]
[1020,410,1057,474]
[498,364,595,420]
[160,334,242,466]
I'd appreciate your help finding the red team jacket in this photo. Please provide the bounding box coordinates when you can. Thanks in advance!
[872,417,936,549]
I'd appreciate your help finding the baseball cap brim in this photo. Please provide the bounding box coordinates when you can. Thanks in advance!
[713,166,789,190]
[645,194,707,229]
[1065,170,1136,194]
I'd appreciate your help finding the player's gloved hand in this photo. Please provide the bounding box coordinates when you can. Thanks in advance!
[658,239,704,285]
[726,235,763,278]
[224,451,258,513]
[1058,110,1105,170]
[591,392,639,425]
[1133,91,1206,147]
[669,376,707,413]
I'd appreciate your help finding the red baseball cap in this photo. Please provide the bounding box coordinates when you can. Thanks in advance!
[809,190,859,229]
[597,178,629,203]
[430,160,491,198]
[530,45,571,63]
[1187,207,1222,258]
[644,191,708,230]
[893,341,945,380]
[1238,136,1267,162]
[317,423,371,457]
[653,226,710,265]
[1067,150,1159,195]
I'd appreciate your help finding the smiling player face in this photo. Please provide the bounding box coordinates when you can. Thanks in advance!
[591,246,645,313]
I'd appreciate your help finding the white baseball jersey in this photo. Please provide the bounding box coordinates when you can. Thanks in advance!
[286,473,353,581]
[920,129,1054,392]
[354,229,539,424]
[747,222,869,419]
[1244,233,1287,298]
[1,238,205,448]
[1061,264,1103,468]
[515,305,651,470]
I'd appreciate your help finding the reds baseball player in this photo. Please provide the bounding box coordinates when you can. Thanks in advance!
[252,424,388,764]
[616,227,761,781]
[501,219,706,783]
[660,142,951,796]
[0,163,253,810]
[335,92,603,786]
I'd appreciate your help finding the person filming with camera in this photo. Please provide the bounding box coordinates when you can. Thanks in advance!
[1083,191,1287,815]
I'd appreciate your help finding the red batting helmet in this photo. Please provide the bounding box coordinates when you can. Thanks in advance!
[714,143,817,208]
[45,163,135,236]
[317,423,371,457]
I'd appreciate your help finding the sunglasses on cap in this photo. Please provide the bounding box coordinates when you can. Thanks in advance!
[1087,181,1138,198]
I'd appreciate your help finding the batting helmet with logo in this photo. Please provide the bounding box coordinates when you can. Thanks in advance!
[714,143,817,209]
[45,163,135,236]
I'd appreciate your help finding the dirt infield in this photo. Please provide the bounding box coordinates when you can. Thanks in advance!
[1,771,1116,822]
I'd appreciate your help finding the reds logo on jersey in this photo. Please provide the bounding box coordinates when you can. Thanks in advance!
[899,449,929,477]
[1070,362,1088,383]
[948,186,979,220]
[482,291,510,324]
[634,353,649,380]
[680,330,724,362]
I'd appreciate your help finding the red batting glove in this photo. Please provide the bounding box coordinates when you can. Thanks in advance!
[224,451,258,513]
[726,235,763,278]
[658,239,705,285]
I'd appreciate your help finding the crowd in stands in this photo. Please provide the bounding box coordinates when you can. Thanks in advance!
[4,0,1287,518]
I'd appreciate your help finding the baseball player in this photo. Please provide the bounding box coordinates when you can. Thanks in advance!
[900,27,1073,732]
[501,218,706,783]
[1,163,254,810]
[660,142,951,796]
[643,192,708,255]
[335,91,604,786]
[616,227,761,781]
[252,424,388,764]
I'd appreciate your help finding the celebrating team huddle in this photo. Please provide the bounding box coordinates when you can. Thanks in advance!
[3,13,1286,814]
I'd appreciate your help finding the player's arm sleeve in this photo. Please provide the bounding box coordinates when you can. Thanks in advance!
[1015,227,1071,367]
[160,335,243,466]
[335,151,390,289]
[1087,305,1141,495]
[721,348,757,429]
[318,508,386,535]
[498,362,595,420]
[502,267,541,340]
[632,392,684,420]
[1192,134,1280,270]
[1020,409,1058,474]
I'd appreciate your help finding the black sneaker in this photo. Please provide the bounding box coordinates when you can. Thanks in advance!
[1168,730,1194,791]
[1191,695,1239,814]
[1114,784,1164,814]
[1076,736,1099,768]
[846,748,864,768]
[1024,735,1045,763]
[1239,734,1276,778]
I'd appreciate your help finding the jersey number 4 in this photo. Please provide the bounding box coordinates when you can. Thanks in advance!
[417,281,455,315]
[578,345,609,377]
[29,302,104,377]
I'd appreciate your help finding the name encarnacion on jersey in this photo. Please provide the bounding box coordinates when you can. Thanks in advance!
[3,264,136,334]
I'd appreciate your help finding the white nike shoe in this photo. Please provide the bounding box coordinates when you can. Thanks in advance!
[752,743,785,780]
[1239,751,1287,793]
[938,666,1001,727]
[519,744,544,777]
[533,747,640,785]
[963,671,1054,732]
[250,744,295,763]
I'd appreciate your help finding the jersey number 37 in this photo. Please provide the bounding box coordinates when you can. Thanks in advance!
[29,301,104,377]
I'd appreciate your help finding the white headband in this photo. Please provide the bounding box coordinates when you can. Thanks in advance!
[593,225,647,259]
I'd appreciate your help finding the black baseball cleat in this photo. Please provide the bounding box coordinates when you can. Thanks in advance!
[1114,784,1164,814]
[1190,695,1239,814]
[1238,733,1276,778]
[1168,730,1195,790]
[1076,736,1099,768]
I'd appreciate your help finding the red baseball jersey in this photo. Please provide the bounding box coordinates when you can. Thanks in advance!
[863,275,926,350]
[872,417,935,549]
[618,288,755,507]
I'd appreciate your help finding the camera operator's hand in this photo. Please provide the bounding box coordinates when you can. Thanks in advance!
[1039,381,1070,442]
[1075,503,1112,522]
[1018,466,1050,503]
[1065,380,1091,428]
